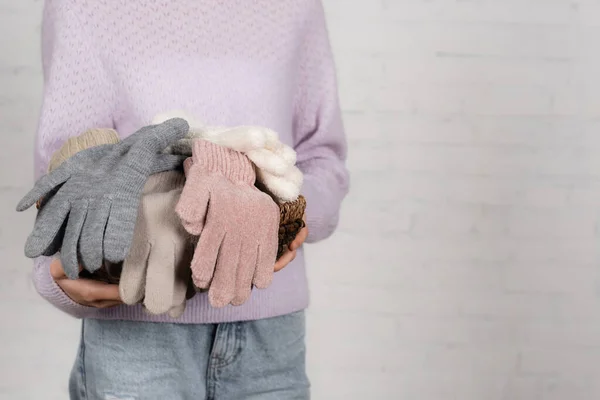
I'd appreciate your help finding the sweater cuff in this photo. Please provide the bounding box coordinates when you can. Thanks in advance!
[301,179,341,243]
[32,257,97,319]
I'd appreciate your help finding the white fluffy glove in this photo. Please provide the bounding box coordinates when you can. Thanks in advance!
[152,110,302,202]
[255,164,303,203]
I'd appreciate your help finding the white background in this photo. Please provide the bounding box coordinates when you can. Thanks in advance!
[2,0,600,399]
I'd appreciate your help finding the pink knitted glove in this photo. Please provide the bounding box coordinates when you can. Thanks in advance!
[176,140,279,308]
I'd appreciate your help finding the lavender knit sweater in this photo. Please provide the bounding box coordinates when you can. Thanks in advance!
[31,0,349,324]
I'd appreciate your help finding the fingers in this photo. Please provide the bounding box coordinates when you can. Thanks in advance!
[41,203,67,257]
[285,165,304,190]
[254,243,278,287]
[119,241,150,305]
[49,257,69,280]
[208,234,241,308]
[183,158,193,175]
[261,127,283,151]
[289,225,308,251]
[153,118,190,150]
[60,201,89,279]
[121,118,188,149]
[175,169,210,234]
[57,278,122,307]
[24,196,71,258]
[254,210,279,286]
[149,154,187,175]
[274,249,297,273]
[144,240,176,315]
[79,200,111,272]
[170,240,194,314]
[190,227,225,289]
[209,126,266,152]
[231,242,258,306]
[120,119,188,177]
[103,199,138,263]
[51,258,122,307]
[143,117,190,153]
[168,303,186,318]
[71,143,119,163]
[277,144,297,166]
[255,168,302,203]
[92,300,124,308]
[16,166,72,211]
[246,148,290,176]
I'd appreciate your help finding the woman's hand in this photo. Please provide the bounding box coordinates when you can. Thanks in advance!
[274,216,308,272]
[50,258,123,308]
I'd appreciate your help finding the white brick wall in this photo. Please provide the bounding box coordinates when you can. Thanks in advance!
[1,0,600,399]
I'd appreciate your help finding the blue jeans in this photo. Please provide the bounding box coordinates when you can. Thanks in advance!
[69,311,309,399]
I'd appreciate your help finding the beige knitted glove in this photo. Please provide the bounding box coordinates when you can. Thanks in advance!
[47,128,121,172]
[119,170,196,318]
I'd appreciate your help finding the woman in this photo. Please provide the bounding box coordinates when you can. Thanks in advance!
[33,0,349,398]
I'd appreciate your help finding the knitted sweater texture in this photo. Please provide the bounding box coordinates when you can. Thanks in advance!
[33,0,349,323]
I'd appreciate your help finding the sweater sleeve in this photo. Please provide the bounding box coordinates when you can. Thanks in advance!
[33,257,99,319]
[32,0,115,317]
[293,0,350,243]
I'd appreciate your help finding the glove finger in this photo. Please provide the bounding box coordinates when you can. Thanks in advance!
[231,241,259,306]
[171,239,194,315]
[183,157,193,175]
[41,225,66,257]
[60,201,89,279]
[278,143,297,166]
[24,196,71,258]
[253,210,279,289]
[79,200,112,272]
[39,188,67,257]
[144,240,176,315]
[72,142,120,160]
[208,126,266,152]
[16,167,71,211]
[167,269,192,319]
[175,171,210,234]
[247,148,291,176]
[190,227,225,289]
[119,241,151,305]
[256,169,302,203]
[133,118,190,155]
[118,123,162,147]
[103,199,138,263]
[168,303,186,319]
[208,234,241,308]
[253,242,276,289]
[261,127,282,149]
[149,154,187,175]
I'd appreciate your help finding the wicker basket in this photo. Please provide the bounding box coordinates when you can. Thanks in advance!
[78,195,306,283]
[276,195,306,259]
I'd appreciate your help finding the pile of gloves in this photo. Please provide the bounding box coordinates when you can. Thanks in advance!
[18,113,306,318]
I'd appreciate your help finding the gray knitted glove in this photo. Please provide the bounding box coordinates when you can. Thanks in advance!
[17,118,189,279]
